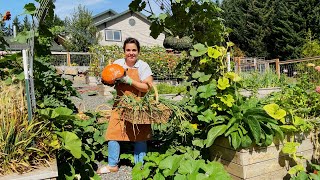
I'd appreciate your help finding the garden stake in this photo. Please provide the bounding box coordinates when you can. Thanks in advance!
[23,49,32,122]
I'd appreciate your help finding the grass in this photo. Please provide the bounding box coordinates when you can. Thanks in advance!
[0,81,54,175]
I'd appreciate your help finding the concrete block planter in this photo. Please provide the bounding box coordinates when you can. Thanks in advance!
[209,133,314,180]
[0,161,58,180]
[239,87,281,99]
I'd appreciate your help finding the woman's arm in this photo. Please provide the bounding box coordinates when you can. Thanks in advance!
[131,76,153,92]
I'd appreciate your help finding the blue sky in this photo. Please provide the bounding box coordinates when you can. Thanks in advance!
[1,0,161,25]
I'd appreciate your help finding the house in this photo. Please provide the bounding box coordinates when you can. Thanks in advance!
[93,9,165,47]
[1,36,66,52]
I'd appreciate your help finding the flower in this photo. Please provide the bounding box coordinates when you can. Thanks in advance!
[307,63,315,67]
[293,71,297,75]
[316,86,320,93]
[315,66,320,72]
[191,123,198,130]
[2,11,11,21]
[283,69,288,73]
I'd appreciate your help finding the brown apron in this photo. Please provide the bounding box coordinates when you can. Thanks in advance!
[105,68,152,141]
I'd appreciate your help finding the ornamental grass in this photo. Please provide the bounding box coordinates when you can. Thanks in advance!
[0,81,54,175]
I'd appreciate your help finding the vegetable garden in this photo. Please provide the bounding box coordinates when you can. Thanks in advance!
[1,0,320,180]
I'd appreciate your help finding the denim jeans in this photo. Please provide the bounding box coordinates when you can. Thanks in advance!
[108,140,147,167]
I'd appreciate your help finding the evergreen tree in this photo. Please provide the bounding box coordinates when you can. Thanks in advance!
[222,0,272,57]
[268,0,306,60]
[12,16,22,32]
[22,15,31,31]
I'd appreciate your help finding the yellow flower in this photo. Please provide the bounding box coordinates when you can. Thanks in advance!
[191,124,198,130]
[307,63,315,67]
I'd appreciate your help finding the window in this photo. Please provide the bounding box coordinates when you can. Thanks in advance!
[105,29,122,41]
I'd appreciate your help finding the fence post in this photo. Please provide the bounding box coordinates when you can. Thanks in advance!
[275,58,280,79]
[67,52,71,66]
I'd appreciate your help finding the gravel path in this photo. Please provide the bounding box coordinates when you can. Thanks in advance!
[71,83,113,112]
[96,163,133,180]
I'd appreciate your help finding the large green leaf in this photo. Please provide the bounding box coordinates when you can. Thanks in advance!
[263,103,286,120]
[198,74,212,82]
[54,107,73,116]
[217,77,230,90]
[56,131,82,158]
[192,71,205,79]
[241,134,253,148]
[280,125,297,132]
[288,164,304,175]
[219,94,235,107]
[178,159,204,175]
[197,109,216,123]
[208,46,222,59]
[159,155,183,177]
[197,83,217,98]
[190,43,207,57]
[230,131,241,149]
[201,161,231,179]
[23,3,36,15]
[282,142,300,155]
[206,125,227,147]
[245,116,261,144]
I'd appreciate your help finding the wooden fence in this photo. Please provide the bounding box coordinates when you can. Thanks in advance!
[234,56,320,80]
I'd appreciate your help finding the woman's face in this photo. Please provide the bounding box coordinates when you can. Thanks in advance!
[124,43,139,63]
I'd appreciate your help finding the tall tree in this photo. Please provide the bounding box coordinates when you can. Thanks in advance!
[222,0,273,58]
[12,16,22,33]
[22,15,31,31]
[64,5,98,52]
[269,0,306,60]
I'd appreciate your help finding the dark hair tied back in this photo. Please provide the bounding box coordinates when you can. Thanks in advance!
[123,37,140,52]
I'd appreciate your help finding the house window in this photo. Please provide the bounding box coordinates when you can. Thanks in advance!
[105,29,122,41]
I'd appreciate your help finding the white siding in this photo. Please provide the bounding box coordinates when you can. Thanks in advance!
[97,12,165,47]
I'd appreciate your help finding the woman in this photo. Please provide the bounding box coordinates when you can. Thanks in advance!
[97,37,153,173]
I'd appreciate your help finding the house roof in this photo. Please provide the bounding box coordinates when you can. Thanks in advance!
[93,9,150,27]
[93,9,118,19]
[3,36,66,52]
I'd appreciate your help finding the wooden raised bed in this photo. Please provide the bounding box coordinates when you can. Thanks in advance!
[209,133,314,180]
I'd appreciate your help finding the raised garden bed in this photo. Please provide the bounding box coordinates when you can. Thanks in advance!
[209,133,314,180]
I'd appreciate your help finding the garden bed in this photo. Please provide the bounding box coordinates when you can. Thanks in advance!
[209,133,314,180]
[239,87,281,98]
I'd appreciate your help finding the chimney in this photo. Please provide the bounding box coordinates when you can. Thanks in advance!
[13,25,16,38]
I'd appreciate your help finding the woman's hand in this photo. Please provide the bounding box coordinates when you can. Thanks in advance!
[118,75,133,85]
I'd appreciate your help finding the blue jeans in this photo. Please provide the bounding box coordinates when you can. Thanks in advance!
[108,141,147,167]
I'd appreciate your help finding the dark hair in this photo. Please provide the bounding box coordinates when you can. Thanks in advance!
[123,37,140,53]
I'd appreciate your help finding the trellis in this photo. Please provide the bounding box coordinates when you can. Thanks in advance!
[24,0,51,121]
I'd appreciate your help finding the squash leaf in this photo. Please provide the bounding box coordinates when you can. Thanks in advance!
[190,43,207,57]
[217,77,230,90]
[208,46,222,59]
[263,103,286,120]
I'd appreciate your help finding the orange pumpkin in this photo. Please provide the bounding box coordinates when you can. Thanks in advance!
[101,64,125,84]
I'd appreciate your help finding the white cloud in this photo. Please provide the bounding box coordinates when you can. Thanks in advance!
[54,0,111,20]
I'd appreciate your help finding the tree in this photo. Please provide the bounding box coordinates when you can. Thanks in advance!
[64,5,98,52]
[269,0,306,60]
[12,16,22,33]
[129,0,226,46]
[22,15,31,31]
[222,0,274,58]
